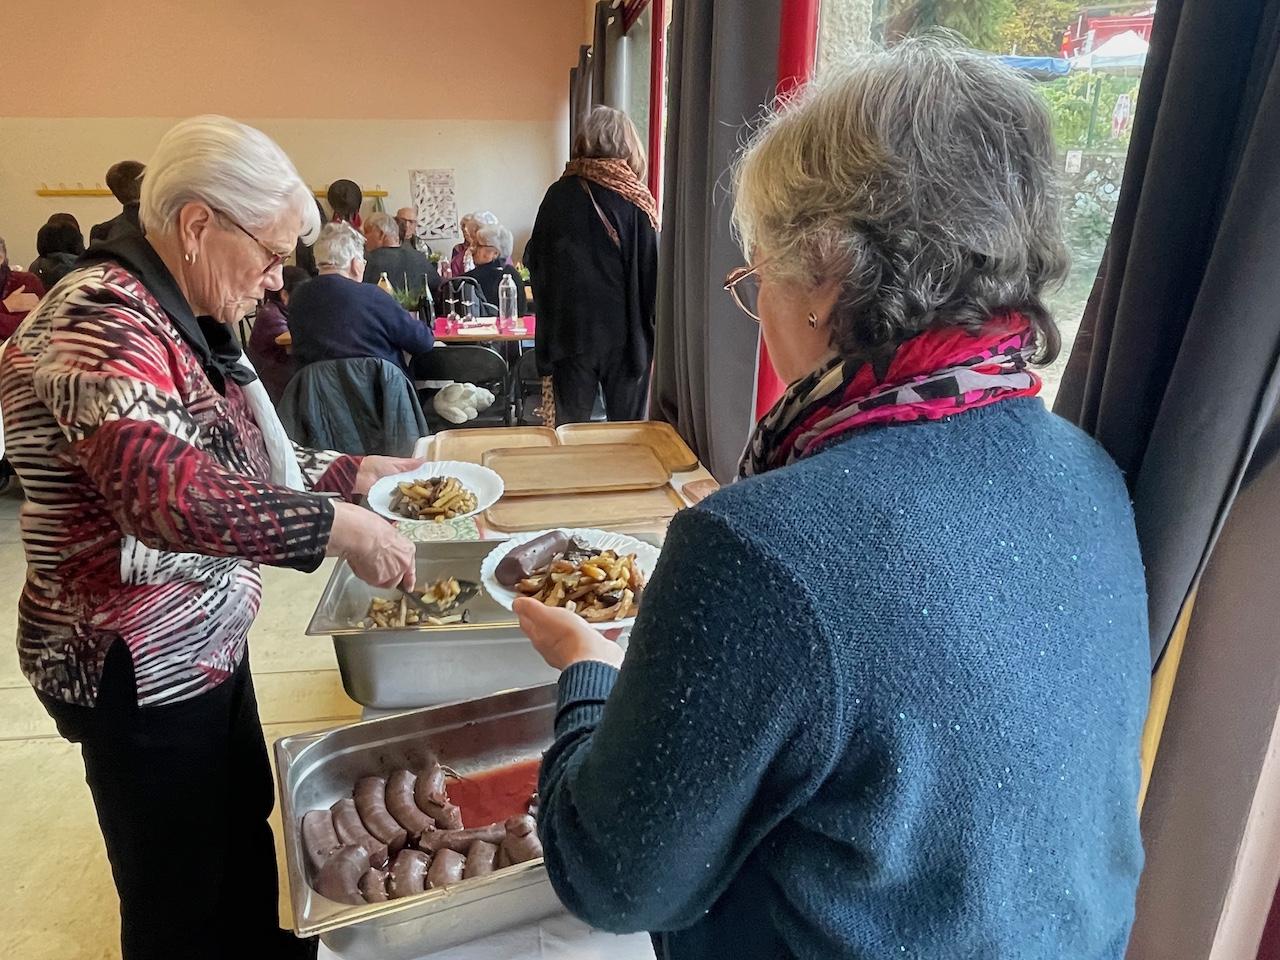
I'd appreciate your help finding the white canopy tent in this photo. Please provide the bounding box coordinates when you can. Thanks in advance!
[1072,29,1150,73]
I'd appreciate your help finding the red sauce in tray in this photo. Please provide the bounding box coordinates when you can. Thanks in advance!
[449,757,541,828]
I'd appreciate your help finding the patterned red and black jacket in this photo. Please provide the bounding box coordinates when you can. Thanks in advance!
[0,242,359,707]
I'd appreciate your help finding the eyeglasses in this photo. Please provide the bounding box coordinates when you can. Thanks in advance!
[723,262,766,323]
[213,209,291,275]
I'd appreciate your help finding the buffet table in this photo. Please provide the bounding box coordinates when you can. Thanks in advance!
[293,422,711,960]
[408,423,716,541]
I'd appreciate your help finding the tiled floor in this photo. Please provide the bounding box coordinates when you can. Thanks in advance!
[0,491,362,958]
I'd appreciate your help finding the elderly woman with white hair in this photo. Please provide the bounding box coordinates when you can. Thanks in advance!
[515,41,1149,959]
[464,223,527,315]
[0,116,422,960]
[449,209,500,276]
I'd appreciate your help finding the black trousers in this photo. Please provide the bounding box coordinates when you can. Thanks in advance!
[552,354,650,423]
[39,642,315,960]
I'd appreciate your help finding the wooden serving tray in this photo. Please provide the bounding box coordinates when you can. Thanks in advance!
[432,426,558,464]
[482,443,669,497]
[556,420,699,473]
[681,478,721,505]
[484,485,687,532]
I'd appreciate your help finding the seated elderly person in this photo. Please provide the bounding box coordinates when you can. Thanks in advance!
[1,235,45,340]
[395,206,429,252]
[449,209,500,276]
[464,224,526,314]
[46,213,86,255]
[288,221,434,375]
[515,40,1148,960]
[29,220,84,289]
[246,265,309,404]
[362,211,440,305]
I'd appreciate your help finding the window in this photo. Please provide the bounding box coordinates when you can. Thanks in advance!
[819,0,1148,406]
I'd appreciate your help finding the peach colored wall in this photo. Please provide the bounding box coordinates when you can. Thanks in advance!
[1,0,585,265]
[6,0,583,121]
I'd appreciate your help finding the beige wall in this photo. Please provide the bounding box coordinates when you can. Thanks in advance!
[1,0,583,265]
[2,117,564,266]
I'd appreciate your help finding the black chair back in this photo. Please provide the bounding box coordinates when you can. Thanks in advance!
[412,345,513,428]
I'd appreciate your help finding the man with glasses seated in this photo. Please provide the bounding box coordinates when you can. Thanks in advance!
[395,206,430,253]
[362,212,440,310]
[289,221,434,376]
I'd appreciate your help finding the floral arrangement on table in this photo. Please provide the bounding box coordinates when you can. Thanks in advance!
[428,251,443,264]
[515,262,530,282]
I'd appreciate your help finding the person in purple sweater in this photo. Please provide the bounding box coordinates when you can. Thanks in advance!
[246,265,310,403]
[287,222,434,376]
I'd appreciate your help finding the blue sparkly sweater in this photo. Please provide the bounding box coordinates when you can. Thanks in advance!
[537,398,1150,959]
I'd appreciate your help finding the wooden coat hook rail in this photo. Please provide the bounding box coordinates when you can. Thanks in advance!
[313,185,389,199]
[36,184,113,197]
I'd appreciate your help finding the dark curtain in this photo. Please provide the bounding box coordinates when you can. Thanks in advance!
[651,0,782,481]
[1054,0,1280,663]
[591,2,611,108]
[569,45,593,152]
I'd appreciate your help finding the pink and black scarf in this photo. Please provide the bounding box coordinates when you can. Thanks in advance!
[740,314,1042,478]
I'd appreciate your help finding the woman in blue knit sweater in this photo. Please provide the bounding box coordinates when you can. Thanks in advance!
[515,38,1149,960]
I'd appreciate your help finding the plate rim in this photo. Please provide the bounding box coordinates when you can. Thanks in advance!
[479,527,660,631]
[367,460,504,523]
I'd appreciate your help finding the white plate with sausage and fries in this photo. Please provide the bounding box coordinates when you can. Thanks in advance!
[366,461,504,524]
[480,528,660,631]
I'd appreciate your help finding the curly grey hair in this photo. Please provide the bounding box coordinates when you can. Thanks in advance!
[732,37,1069,363]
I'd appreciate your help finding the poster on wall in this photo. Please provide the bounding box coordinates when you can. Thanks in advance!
[410,169,460,242]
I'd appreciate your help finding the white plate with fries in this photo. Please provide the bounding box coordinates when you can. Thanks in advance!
[480,528,661,630]
[366,461,503,523]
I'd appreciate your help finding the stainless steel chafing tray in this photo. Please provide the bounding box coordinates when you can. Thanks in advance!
[307,540,559,708]
[275,684,563,960]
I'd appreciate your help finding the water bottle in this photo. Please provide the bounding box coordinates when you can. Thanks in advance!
[498,273,519,324]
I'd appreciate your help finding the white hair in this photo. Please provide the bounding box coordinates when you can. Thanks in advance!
[472,210,500,226]
[314,222,365,268]
[475,224,513,259]
[140,115,321,244]
[364,212,399,244]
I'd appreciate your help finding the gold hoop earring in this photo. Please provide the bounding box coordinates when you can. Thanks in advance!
[807,313,818,329]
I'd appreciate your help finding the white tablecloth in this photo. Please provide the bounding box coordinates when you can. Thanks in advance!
[317,911,655,960]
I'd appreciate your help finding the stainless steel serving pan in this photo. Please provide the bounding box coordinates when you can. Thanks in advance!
[275,684,563,960]
[307,540,560,708]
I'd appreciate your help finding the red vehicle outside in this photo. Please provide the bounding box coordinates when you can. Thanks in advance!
[1061,4,1156,57]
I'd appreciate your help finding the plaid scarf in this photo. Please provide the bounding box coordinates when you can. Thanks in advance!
[740,314,1042,478]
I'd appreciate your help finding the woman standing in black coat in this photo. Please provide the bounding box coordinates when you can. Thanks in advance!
[525,106,658,422]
